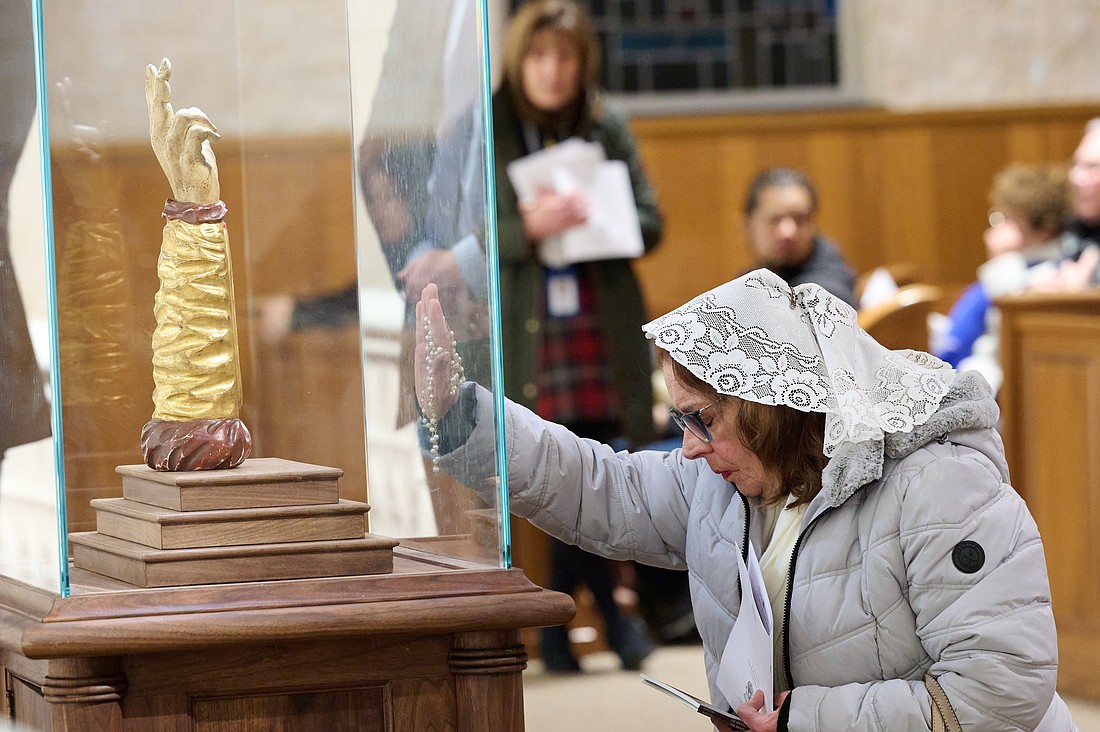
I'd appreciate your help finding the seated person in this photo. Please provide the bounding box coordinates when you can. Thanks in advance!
[1058,117,1100,281]
[742,167,856,308]
[1023,120,1100,292]
[932,163,1070,388]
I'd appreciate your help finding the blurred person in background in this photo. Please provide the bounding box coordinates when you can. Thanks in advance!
[258,142,433,345]
[492,0,662,672]
[1061,117,1100,277]
[1021,118,1100,292]
[742,167,857,308]
[930,163,1070,391]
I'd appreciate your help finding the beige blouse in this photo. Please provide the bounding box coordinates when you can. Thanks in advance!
[758,496,808,694]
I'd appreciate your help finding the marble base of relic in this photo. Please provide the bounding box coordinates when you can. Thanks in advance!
[71,457,397,588]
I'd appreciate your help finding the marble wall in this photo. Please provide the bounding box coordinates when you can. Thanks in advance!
[29,2,1100,136]
[846,0,1100,110]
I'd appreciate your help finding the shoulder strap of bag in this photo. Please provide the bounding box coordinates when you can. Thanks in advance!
[924,673,962,732]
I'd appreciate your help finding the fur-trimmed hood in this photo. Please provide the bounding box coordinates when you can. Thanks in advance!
[820,370,1000,508]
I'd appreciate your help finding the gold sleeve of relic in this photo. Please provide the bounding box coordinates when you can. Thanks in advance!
[151,214,242,422]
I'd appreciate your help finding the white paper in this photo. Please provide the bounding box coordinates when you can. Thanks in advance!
[716,542,774,713]
[858,266,899,310]
[506,138,606,200]
[506,141,645,268]
[549,160,644,266]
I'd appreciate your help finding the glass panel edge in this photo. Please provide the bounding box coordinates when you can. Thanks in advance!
[31,0,69,597]
[477,0,509,570]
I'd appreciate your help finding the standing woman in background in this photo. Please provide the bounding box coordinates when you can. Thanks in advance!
[492,0,663,672]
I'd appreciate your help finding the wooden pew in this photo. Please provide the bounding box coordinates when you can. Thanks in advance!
[997,290,1100,701]
[857,283,941,352]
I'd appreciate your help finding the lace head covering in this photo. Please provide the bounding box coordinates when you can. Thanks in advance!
[642,269,956,456]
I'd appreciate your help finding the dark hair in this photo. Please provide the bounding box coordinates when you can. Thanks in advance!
[744,167,818,217]
[658,350,827,508]
[357,138,432,225]
[502,0,601,129]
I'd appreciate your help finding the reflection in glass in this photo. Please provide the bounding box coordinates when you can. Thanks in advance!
[0,0,61,592]
[350,0,505,563]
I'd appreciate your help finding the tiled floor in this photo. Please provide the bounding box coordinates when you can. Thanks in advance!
[523,644,1100,731]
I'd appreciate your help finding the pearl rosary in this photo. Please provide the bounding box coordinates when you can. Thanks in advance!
[422,313,465,472]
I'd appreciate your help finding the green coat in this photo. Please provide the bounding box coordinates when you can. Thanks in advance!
[492,88,663,447]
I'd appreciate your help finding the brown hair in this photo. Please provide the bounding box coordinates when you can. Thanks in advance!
[659,351,828,508]
[989,163,1070,235]
[502,0,601,130]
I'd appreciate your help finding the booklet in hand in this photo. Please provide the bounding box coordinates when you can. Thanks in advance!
[641,673,749,731]
[505,138,644,268]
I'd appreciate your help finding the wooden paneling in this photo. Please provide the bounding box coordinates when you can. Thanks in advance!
[192,687,388,732]
[247,326,368,504]
[997,292,1100,701]
[628,105,1100,319]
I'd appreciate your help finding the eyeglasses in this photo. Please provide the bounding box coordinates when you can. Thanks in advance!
[669,398,723,444]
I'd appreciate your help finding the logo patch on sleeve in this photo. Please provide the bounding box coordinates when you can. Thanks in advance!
[952,540,985,574]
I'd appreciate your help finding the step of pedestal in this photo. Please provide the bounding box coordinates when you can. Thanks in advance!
[70,532,398,588]
[91,497,369,550]
[116,457,342,512]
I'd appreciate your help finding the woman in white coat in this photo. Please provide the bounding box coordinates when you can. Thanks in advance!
[415,269,1076,731]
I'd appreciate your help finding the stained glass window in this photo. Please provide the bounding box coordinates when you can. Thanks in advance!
[516,0,839,95]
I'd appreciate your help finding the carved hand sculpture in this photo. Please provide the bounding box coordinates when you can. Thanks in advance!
[140,58,251,471]
[145,58,221,205]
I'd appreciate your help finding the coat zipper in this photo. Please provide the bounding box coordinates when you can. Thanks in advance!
[738,490,752,564]
[735,490,752,603]
[726,489,753,716]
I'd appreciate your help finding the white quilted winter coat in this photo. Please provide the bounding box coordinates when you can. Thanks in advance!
[439,371,1075,731]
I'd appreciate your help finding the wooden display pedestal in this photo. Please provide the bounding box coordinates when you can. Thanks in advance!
[0,458,576,730]
[69,458,395,587]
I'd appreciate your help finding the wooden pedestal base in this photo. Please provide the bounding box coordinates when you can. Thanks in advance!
[2,462,575,729]
[0,549,576,731]
[70,457,396,587]
[69,532,395,587]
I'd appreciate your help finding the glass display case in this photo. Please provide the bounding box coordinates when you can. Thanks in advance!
[0,0,509,597]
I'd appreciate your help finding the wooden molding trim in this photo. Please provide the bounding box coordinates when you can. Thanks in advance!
[449,645,528,676]
[629,103,1100,136]
[0,554,575,660]
[42,657,127,705]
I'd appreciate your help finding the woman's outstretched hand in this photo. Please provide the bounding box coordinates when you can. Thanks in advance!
[415,283,461,420]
